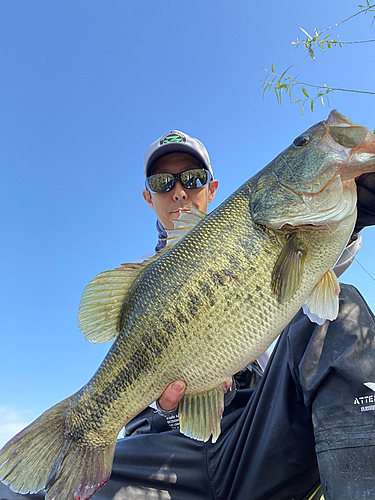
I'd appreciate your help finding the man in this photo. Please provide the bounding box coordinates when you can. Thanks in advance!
[141,131,218,413]
[1,130,375,500]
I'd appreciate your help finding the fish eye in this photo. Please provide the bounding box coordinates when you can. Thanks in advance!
[293,134,310,147]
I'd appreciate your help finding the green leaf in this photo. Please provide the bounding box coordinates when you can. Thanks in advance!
[302,87,310,98]
[280,65,293,79]
[274,87,280,104]
[271,62,275,73]
[311,100,314,112]
[300,27,313,39]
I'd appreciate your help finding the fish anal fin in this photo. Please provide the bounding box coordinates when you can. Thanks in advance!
[178,381,229,443]
[271,233,307,303]
[302,269,340,325]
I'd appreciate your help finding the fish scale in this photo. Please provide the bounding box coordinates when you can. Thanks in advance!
[76,184,349,415]
[1,110,375,500]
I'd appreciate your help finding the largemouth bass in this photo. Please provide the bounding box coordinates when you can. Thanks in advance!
[1,110,375,500]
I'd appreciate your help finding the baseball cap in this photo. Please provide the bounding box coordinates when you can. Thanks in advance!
[144,130,214,178]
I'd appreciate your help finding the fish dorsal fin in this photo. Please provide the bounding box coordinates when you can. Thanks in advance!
[78,253,165,343]
[302,269,340,325]
[78,208,205,344]
[178,381,231,443]
[164,207,206,247]
[271,233,307,303]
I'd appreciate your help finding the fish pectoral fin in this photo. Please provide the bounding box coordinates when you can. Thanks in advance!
[164,207,206,246]
[178,382,228,443]
[302,269,340,325]
[271,233,307,303]
[78,253,165,343]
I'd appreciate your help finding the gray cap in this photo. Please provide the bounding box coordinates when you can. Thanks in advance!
[144,130,214,178]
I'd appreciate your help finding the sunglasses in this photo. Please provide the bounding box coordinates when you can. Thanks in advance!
[146,168,212,194]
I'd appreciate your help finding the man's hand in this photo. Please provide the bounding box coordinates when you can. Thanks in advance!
[158,380,186,411]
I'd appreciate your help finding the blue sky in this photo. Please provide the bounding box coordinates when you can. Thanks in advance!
[1,0,375,446]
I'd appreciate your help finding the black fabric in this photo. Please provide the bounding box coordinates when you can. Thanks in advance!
[1,285,374,500]
[354,173,375,233]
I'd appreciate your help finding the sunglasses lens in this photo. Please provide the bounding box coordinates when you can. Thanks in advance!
[181,169,209,189]
[147,173,175,193]
[146,168,210,193]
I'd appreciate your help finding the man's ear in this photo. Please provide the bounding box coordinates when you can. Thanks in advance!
[208,180,219,203]
[142,189,155,211]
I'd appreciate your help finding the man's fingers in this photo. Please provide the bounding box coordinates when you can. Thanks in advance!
[158,380,186,411]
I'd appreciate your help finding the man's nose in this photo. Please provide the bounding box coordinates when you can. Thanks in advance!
[172,180,188,200]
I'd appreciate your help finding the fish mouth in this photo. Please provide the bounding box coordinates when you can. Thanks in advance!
[279,162,339,197]
[320,110,375,182]
[251,110,375,231]
[281,110,375,196]
[277,173,356,230]
[280,171,339,197]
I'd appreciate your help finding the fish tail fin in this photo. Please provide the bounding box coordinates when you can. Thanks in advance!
[0,396,116,500]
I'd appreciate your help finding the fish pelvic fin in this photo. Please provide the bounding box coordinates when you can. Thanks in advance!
[302,269,340,325]
[178,382,229,443]
[271,232,307,303]
[0,396,115,500]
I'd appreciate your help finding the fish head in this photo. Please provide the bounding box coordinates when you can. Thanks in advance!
[250,110,375,230]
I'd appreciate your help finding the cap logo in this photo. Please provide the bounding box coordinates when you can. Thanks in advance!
[160,132,186,145]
